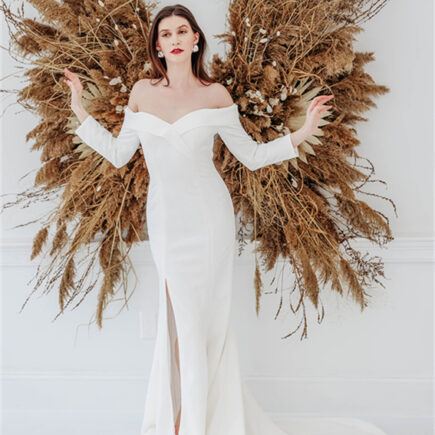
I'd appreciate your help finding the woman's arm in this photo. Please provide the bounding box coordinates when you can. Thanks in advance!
[74,86,141,169]
[65,68,141,169]
[74,105,141,169]
[213,84,332,171]
[217,106,307,171]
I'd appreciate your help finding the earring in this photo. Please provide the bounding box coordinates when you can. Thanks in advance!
[157,50,164,58]
[192,43,199,52]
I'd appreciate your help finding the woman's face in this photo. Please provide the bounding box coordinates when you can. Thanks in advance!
[156,15,199,60]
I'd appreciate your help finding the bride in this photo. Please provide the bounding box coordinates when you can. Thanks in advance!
[61,4,385,435]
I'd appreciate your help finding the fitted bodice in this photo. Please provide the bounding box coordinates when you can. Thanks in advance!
[74,102,299,174]
[123,105,239,181]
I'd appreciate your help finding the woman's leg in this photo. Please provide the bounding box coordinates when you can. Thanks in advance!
[166,281,182,435]
[175,336,181,434]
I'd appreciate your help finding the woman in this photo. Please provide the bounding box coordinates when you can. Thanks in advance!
[64,4,333,435]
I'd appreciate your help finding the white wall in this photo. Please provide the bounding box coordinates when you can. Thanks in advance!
[1,1,433,435]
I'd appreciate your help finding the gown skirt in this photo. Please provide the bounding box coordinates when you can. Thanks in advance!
[75,103,388,435]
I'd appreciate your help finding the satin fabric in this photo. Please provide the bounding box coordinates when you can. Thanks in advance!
[75,104,386,435]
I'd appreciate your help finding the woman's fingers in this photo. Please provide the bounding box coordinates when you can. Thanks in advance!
[64,67,73,79]
[64,68,72,86]
[317,103,332,110]
[314,95,334,106]
[63,68,82,93]
[65,67,75,77]
[64,67,78,83]
[308,95,334,113]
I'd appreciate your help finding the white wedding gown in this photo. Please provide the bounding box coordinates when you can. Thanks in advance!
[75,103,387,435]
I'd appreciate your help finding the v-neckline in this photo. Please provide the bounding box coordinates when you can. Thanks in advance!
[125,103,237,127]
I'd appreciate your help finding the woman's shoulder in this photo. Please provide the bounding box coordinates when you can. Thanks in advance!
[206,82,234,108]
[128,78,234,111]
[132,78,150,93]
[127,79,151,111]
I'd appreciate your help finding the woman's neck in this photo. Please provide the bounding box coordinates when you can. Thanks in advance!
[163,62,198,90]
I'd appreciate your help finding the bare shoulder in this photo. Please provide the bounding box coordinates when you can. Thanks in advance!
[207,82,234,108]
[132,78,150,95]
[134,78,150,88]
[127,79,150,111]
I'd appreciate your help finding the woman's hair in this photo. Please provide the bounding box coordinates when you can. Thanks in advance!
[147,4,216,87]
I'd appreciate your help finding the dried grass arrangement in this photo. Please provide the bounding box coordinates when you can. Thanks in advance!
[0,0,395,340]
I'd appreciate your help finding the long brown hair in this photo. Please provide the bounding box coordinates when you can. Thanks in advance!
[147,4,216,87]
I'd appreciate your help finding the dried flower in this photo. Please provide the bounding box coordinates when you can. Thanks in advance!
[109,77,122,85]
[0,0,392,341]
[269,97,279,106]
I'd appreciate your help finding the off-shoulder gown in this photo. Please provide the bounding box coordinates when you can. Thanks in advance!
[75,103,387,435]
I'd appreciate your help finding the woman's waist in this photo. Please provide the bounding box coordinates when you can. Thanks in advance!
[149,165,225,186]
[147,173,231,204]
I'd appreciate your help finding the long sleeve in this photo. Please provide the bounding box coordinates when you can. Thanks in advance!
[75,107,141,169]
[217,106,299,171]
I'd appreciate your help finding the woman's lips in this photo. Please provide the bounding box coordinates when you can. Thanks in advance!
[171,49,183,54]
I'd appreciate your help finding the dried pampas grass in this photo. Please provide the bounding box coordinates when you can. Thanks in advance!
[0,0,394,340]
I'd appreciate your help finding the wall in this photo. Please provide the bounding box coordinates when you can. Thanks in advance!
[1,0,433,434]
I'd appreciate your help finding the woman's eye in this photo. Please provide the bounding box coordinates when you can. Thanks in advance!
[162,30,186,37]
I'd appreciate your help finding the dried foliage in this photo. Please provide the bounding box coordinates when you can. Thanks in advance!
[210,0,394,339]
[0,0,395,340]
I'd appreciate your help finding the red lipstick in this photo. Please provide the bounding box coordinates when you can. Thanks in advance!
[171,48,183,54]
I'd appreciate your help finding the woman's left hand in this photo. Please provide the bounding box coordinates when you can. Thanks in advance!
[302,95,334,136]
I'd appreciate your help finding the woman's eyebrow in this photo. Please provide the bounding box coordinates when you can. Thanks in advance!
[159,25,187,33]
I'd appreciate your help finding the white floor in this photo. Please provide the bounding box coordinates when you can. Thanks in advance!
[2,410,434,435]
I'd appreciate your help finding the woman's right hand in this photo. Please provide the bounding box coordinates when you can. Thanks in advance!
[64,67,83,108]
[64,67,89,123]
